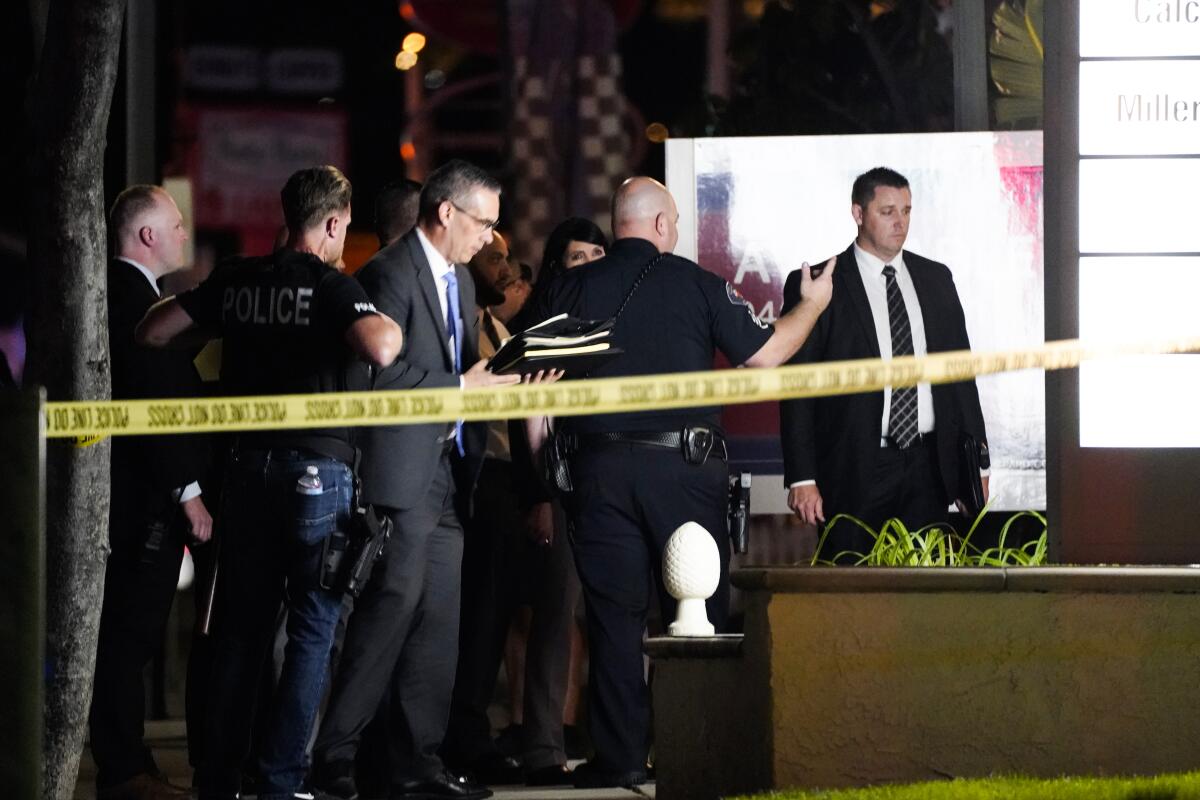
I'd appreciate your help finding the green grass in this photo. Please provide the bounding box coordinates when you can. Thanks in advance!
[730,771,1200,800]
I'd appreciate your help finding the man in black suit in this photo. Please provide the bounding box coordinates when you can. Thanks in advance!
[444,233,573,787]
[780,167,989,560]
[92,185,212,800]
[442,232,523,783]
[313,160,520,800]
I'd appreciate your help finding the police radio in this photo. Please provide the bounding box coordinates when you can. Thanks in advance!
[728,472,752,555]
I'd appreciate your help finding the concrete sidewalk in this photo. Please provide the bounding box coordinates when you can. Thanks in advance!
[74,721,656,800]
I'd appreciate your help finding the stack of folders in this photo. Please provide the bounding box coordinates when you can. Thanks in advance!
[489,313,623,375]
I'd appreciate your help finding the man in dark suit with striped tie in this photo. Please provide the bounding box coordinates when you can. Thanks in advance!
[780,167,990,560]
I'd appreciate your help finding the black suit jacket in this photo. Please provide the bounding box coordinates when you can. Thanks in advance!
[355,229,484,510]
[779,244,987,515]
[108,259,208,518]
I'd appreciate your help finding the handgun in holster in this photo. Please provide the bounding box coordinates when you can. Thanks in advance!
[728,472,752,555]
[342,502,392,597]
[320,459,393,596]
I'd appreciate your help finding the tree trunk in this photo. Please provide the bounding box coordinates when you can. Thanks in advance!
[25,1,127,798]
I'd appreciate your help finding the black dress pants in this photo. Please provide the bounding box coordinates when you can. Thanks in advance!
[514,501,576,770]
[90,498,187,788]
[314,455,463,784]
[566,443,730,775]
[445,458,575,770]
[445,459,522,765]
[822,436,948,562]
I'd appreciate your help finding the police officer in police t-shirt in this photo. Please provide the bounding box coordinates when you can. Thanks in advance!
[136,166,402,800]
[528,178,835,790]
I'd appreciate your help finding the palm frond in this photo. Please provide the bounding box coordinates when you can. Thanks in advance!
[989,0,1044,127]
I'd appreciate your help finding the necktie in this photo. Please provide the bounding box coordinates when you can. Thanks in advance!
[883,265,919,448]
[443,270,465,455]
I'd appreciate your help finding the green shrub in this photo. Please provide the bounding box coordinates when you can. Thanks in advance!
[811,506,1048,567]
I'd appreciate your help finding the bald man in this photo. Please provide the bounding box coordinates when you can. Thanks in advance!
[93,185,211,800]
[528,177,836,788]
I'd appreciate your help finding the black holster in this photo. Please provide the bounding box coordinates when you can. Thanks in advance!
[319,452,393,597]
[544,430,578,494]
[682,426,716,464]
[728,472,752,554]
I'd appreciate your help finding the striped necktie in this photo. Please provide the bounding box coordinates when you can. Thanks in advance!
[883,264,918,448]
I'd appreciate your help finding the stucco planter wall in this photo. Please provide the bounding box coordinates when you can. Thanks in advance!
[648,567,1200,800]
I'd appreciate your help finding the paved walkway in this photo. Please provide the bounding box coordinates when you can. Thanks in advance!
[74,721,656,800]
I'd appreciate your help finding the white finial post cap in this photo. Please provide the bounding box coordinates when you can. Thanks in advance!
[663,521,720,637]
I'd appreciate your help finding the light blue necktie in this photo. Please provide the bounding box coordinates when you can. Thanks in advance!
[443,270,465,455]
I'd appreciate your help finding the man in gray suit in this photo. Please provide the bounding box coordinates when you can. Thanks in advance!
[314,160,520,800]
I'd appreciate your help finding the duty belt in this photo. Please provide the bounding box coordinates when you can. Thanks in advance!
[578,427,728,464]
[589,430,686,448]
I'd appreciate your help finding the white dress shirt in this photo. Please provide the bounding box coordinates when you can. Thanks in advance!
[415,227,457,358]
[115,256,202,504]
[414,229,468,445]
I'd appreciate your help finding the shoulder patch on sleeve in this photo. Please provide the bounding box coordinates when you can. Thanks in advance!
[725,281,749,306]
[726,282,769,329]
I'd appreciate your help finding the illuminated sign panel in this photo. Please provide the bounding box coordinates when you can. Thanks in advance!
[1078,0,1200,447]
[1080,0,1200,57]
[1079,61,1200,155]
[1079,160,1200,252]
[1080,257,1200,447]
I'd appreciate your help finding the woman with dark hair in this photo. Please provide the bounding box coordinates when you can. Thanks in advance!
[497,216,607,785]
[512,218,609,336]
[539,216,608,282]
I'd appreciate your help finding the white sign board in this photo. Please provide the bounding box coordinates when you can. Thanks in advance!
[667,132,1046,511]
[1078,0,1200,447]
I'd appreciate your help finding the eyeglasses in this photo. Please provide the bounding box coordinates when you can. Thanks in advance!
[450,202,499,232]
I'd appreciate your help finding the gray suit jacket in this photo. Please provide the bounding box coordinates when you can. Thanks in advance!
[356,229,483,510]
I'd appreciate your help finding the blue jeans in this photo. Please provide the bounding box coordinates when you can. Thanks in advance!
[198,449,352,800]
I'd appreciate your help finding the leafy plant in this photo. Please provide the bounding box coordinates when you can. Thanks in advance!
[989,0,1044,128]
[811,504,1048,566]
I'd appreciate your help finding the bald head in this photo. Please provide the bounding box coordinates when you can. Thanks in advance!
[110,185,189,276]
[468,232,511,307]
[611,177,679,254]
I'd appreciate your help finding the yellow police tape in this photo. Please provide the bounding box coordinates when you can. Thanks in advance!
[47,335,1200,441]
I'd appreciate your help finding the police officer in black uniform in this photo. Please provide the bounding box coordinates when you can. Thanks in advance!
[137,166,403,800]
[530,177,836,789]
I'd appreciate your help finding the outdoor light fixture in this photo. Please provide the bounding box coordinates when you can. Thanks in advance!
[663,521,720,637]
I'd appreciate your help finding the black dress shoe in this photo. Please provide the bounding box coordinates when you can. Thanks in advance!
[493,723,524,758]
[465,753,523,785]
[524,764,573,786]
[562,723,589,760]
[312,759,359,800]
[390,770,492,800]
[571,761,648,789]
